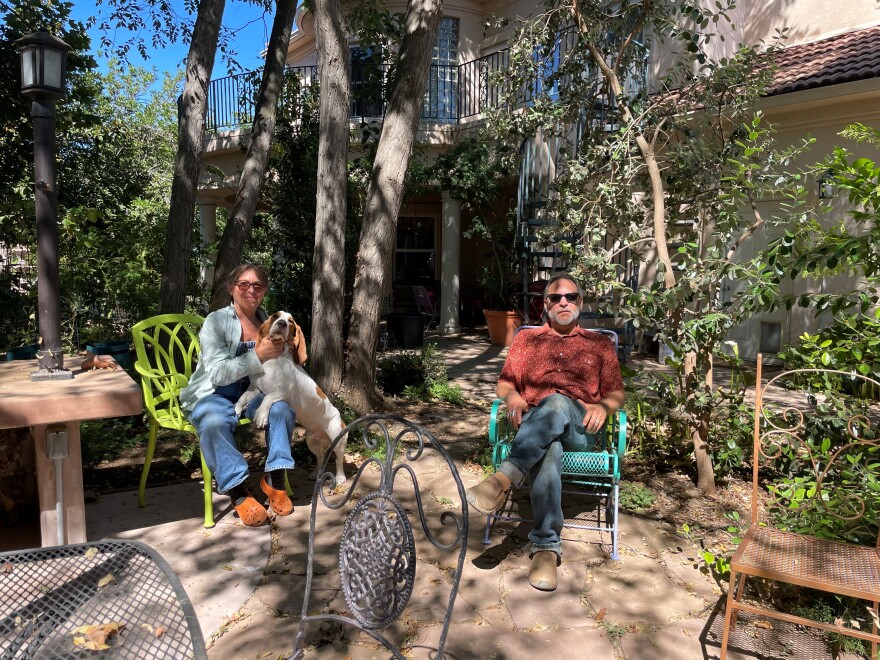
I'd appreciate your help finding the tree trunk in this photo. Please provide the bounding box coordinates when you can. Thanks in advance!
[342,0,444,413]
[158,0,226,314]
[209,0,299,312]
[309,0,351,391]
[580,16,717,493]
[685,351,717,495]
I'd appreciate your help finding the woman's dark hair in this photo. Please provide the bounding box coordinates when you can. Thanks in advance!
[226,263,269,289]
[543,272,583,298]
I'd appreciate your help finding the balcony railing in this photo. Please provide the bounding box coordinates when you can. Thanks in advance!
[204,36,648,133]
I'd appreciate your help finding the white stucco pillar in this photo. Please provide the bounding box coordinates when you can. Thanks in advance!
[440,191,461,335]
[199,204,217,288]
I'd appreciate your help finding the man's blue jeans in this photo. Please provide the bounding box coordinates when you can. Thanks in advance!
[496,393,594,557]
[189,380,296,494]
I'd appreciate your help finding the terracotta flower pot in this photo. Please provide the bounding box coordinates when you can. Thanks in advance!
[483,309,522,347]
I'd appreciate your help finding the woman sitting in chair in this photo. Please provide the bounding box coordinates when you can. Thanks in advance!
[180,263,296,527]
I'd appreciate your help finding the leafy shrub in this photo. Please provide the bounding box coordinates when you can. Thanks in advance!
[628,365,754,478]
[765,396,880,544]
[377,344,464,404]
[794,596,872,658]
[778,313,880,400]
[618,482,655,511]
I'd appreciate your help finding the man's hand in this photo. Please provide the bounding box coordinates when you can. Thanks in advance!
[581,402,609,434]
[255,335,285,362]
[504,392,529,430]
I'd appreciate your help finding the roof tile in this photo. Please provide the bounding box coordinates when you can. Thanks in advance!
[768,24,880,95]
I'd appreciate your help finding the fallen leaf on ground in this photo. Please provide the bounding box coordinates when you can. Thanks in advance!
[595,608,607,622]
[97,574,115,587]
[72,622,125,650]
[84,547,98,559]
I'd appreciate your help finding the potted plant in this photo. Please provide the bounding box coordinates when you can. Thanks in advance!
[79,315,133,369]
[479,266,523,347]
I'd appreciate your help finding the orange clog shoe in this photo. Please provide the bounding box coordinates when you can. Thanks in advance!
[234,495,268,527]
[260,474,294,516]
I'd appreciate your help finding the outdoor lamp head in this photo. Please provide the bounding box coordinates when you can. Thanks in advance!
[16,29,71,100]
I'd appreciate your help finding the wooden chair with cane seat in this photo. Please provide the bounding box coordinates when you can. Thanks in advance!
[719,354,880,659]
[132,314,289,528]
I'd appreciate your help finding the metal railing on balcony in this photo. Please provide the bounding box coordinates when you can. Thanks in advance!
[204,35,647,133]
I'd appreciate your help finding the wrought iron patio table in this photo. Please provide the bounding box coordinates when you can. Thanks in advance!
[0,540,206,659]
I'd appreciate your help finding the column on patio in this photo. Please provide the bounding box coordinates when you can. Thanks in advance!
[440,191,461,335]
[199,203,217,288]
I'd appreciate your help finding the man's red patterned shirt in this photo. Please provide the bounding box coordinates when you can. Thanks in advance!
[498,325,624,406]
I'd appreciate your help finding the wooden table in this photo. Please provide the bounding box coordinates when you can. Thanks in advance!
[0,356,142,547]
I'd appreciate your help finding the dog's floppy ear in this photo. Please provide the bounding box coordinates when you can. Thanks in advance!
[289,320,308,365]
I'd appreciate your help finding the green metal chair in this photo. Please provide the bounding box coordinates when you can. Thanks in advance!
[483,402,627,558]
[132,314,288,528]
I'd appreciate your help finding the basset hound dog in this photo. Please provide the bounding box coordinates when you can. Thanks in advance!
[235,311,348,485]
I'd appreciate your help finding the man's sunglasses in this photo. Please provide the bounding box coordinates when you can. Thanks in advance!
[233,280,267,293]
[545,292,581,304]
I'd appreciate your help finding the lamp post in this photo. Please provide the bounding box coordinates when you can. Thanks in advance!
[16,29,73,381]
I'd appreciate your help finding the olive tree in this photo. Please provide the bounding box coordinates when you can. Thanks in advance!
[488,0,818,493]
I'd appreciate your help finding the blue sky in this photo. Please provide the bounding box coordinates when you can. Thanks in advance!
[72,1,273,83]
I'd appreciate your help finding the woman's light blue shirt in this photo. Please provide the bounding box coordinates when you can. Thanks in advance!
[180,303,268,412]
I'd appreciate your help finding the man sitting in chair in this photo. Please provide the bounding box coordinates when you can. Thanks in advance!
[466,272,625,591]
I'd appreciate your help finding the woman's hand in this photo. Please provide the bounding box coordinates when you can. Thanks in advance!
[255,335,285,362]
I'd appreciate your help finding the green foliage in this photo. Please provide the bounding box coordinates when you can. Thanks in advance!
[600,621,630,641]
[483,0,820,491]
[794,596,873,658]
[772,123,880,315]
[430,138,519,310]
[765,396,880,545]
[376,343,463,404]
[618,481,655,511]
[248,73,323,327]
[80,417,147,467]
[57,63,179,346]
[178,441,199,468]
[778,313,880,399]
[628,351,755,478]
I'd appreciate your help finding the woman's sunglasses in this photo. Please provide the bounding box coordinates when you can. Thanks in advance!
[233,280,267,293]
[545,292,581,304]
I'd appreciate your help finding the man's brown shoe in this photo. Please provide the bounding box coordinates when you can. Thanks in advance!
[529,551,558,591]
[465,474,510,515]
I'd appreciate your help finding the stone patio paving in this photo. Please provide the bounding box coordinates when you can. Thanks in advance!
[80,331,859,659]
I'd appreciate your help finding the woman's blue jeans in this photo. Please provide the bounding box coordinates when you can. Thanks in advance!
[496,393,593,557]
[189,380,296,494]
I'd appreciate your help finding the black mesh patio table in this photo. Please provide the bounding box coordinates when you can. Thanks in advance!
[0,540,206,659]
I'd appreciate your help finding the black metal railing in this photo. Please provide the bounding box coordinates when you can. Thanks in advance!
[204,36,648,132]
